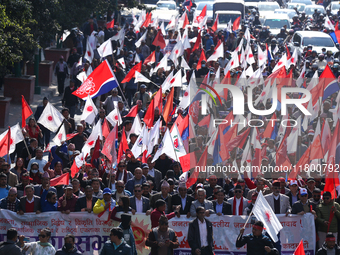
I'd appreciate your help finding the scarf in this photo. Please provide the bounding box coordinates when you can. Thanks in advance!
[233,197,243,215]
[38,241,53,247]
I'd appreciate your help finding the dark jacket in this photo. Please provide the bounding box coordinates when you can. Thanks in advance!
[287,191,300,207]
[236,233,279,255]
[100,240,132,255]
[18,195,41,212]
[145,227,179,255]
[62,86,79,107]
[75,196,98,212]
[56,145,72,168]
[129,196,150,213]
[0,240,22,255]
[55,246,82,255]
[187,218,214,255]
[291,200,317,214]
[125,176,147,195]
[150,192,172,213]
[212,200,232,215]
[317,243,340,255]
[171,194,194,215]
[77,172,106,190]
[0,197,20,211]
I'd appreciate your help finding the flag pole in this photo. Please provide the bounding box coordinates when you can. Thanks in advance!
[22,138,31,159]
[7,127,11,163]
[243,211,253,228]
[116,84,131,110]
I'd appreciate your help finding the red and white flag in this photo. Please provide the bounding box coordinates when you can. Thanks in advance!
[84,39,94,63]
[179,72,197,109]
[82,121,103,157]
[224,51,239,73]
[81,95,98,125]
[102,124,117,163]
[253,191,283,242]
[52,124,67,146]
[106,107,123,126]
[207,41,224,62]
[117,58,126,69]
[135,71,152,83]
[152,128,177,162]
[37,102,64,133]
[0,123,24,155]
[211,13,219,32]
[166,16,176,31]
[296,63,306,88]
[257,45,267,67]
[98,38,113,58]
[171,124,187,158]
[169,41,184,66]
[131,124,149,158]
[324,16,335,30]
[272,53,287,73]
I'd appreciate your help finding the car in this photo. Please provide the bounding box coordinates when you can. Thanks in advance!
[263,14,291,35]
[329,2,340,15]
[194,2,214,25]
[287,3,306,12]
[274,9,297,21]
[304,4,325,17]
[151,1,179,22]
[257,2,280,21]
[289,31,338,56]
[290,0,312,6]
[244,0,265,11]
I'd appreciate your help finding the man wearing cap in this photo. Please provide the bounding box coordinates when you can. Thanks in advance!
[125,167,146,195]
[171,182,195,217]
[146,215,179,255]
[141,163,155,184]
[130,184,151,214]
[18,185,41,214]
[58,185,78,214]
[119,213,137,255]
[306,177,316,198]
[75,185,98,212]
[287,180,300,207]
[316,232,340,255]
[55,56,69,96]
[188,206,214,255]
[0,187,20,212]
[150,181,173,214]
[236,221,278,255]
[316,191,340,246]
[101,88,122,114]
[133,85,150,110]
[190,188,215,217]
[100,227,132,255]
[264,181,291,216]
[228,185,248,216]
[147,156,163,191]
[93,188,116,215]
[292,188,317,216]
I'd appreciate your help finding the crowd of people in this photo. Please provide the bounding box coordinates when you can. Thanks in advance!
[3,0,340,254]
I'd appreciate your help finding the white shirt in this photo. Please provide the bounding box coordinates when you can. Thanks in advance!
[111,182,116,191]
[198,219,208,247]
[273,194,280,200]
[135,197,143,213]
[235,197,241,216]
[27,197,34,203]
[148,168,155,177]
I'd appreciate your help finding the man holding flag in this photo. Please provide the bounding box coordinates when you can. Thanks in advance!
[236,221,279,255]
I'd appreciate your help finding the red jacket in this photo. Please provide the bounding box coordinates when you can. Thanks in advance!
[150,209,176,228]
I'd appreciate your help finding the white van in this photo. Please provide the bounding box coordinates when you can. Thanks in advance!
[215,10,242,30]
[213,0,245,19]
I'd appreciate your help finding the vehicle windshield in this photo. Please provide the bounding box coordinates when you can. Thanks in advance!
[331,3,340,10]
[156,2,176,9]
[218,14,241,23]
[264,18,290,28]
[274,10,296,19]
[197,3,213,10]
[304,6,324,15]
[302,37,334,47]
[287,3,306,11]
[258,4,279,11]
[291,0,312,5]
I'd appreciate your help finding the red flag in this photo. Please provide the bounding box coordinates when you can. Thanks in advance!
[179,152,197,172]
[336,21,339,31]
[220,127,250,161]
[192,31,202,52]
[66,133,79,140]
[288,146,310,180]
[153,86,163,113]
[211,13,219,32]
[276,131,292,169]
[143,99,155,128]
[121,62,142,83]
[263,112,278,139]
[70,160,80,178]
[163,87,174,124]
[50,173,70,186]
[196,50,207,70]
[144,51,156,65]
[310,135,324,160]
[102,124,117,163]
[152,30,166,49]
[22,95,33,128]
[91,137,101,167]
[187,146,207,188]
[102,118,110,139]
[124,105,138,118]
[142,13,152,28]
[198,115,210,127]
[232,16,241,31]
[0,127,10,157]
[106,19,114,29]
[293,240,305,255]
[182,12,190,29]
[171,114,184,133]
[286,44,291,59]
[117,127,129,161]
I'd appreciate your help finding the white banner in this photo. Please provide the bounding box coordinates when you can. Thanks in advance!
[169,214,316,255]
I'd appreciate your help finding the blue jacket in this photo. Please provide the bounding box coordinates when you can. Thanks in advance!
[40,189,58,212]
[205,36,214,50]
[100,240,132,255]
[119,223,137,255]
[0,197,20,211]
[125,176,146,195]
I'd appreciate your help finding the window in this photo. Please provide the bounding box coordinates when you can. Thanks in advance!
[293,34,301,44]
[156,3,176,9]
[302,37,335,47]
[263,19,290,29]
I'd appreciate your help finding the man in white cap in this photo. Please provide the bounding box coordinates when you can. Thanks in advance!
[150,180,172,214]
[287,180,300,207]
[171,182,194,217]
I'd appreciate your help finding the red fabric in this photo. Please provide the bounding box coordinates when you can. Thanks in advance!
[102,118,110,139]
[25,200,34,213]
[70,160,79,178]
[22,95,33,128]
[143,99,155,128]
[117,128,129,162]
[163,87,174,124]
[142,13,152,28]
[144,51,156,65]
[294,240,305,255]
[150,209,176,228]
[232,16,241,31]
[152,30,166,49]
[232,197,243,215]
[0,128,10,158]
[124,105,138,118]
[50,173,70,186]
[179,152,197,172]
[91,138,101,167]
[192,32,202,52]
[196,50,207,70]
[25,124,41,139]
[244,177,256,190]
[211,14,218,32]
[153,87,163,113]
[106,19,114,29]
[121,62,142,83]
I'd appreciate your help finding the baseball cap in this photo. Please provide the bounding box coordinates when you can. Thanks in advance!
[290,180,298,186]
[103,188,112,195]
[300,188,308,196]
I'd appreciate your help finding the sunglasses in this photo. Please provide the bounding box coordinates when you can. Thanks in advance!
[324,197,331,200]
[39,234,46,238]
[118,165,126,167]
[117,186,124,188]
[235,190,242,193]
[134,190,142,192]
[313,195,321,198]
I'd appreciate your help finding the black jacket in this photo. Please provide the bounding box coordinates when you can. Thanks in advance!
[188,218,214,255]
[55,246,82,255]
[62,86,79,107]
[212,200,232,215]
[236,233,279,255]
[287,191,300,207]
[171,194,194,215]
[75,196,98,212]
[317,244,340,255]
[291,200,317,214]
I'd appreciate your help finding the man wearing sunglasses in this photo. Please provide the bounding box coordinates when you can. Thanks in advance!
[130,184,151,215]
[228,185,248,216]
[291,188,317,216]
[310,188,321,205]
[112,180,132,201]
[316,191,340,247]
